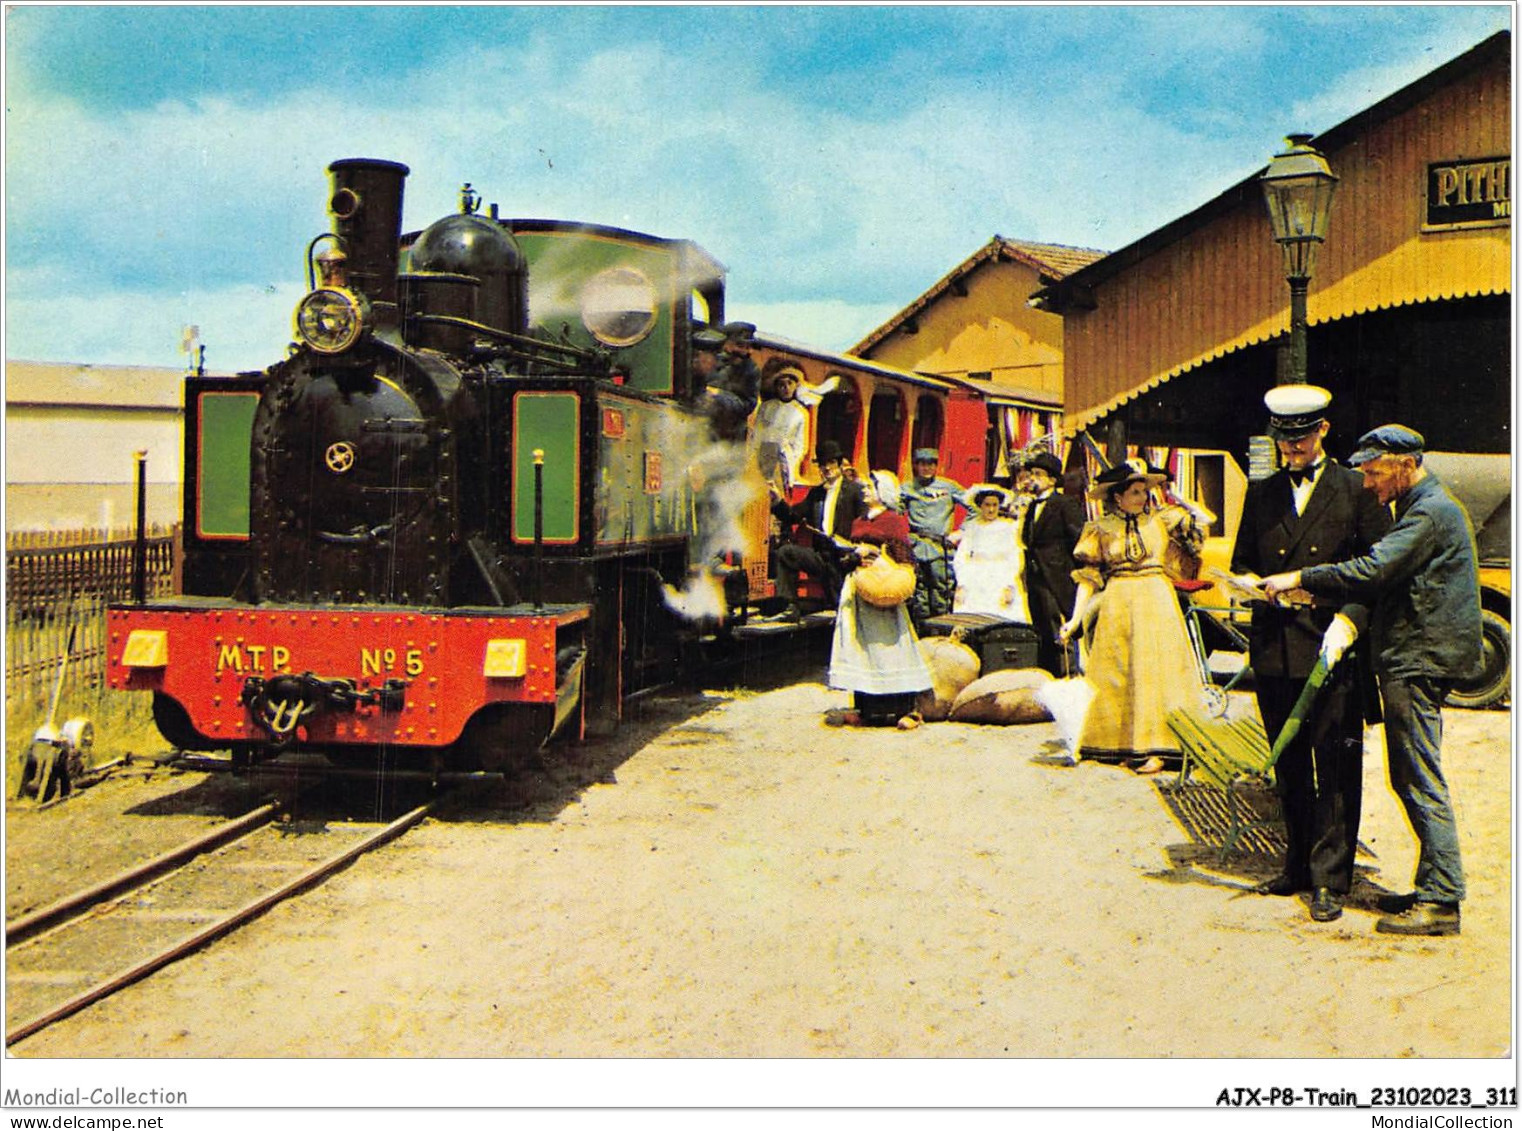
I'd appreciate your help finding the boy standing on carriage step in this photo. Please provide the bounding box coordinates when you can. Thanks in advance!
[1232,385,1390,924]
[1266,423,1481,937]
[899,448,964,627]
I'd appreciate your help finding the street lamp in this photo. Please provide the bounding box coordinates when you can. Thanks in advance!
[1260,133,1338,385]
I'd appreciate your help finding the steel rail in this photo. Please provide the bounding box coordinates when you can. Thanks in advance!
[5,802,282,946]
[6,799,435,1048]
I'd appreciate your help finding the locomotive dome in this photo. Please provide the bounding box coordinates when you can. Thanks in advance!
[409,213,525,280]
[409,212,527,336]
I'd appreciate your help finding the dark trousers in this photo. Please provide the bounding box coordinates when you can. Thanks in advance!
[775,543,842,607]
[1027,581,1068,675]
[1380,674,1464,904]
[1255,666,1364,892]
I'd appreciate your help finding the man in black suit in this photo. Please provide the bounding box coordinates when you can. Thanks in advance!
[769,440,865,622]
[1020,452,1086,674]
[1231,385,1391,923]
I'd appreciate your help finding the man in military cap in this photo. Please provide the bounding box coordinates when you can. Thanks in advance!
[1266,424,1481,936]
[1020,451,1086,674]
[1232,385,1390,923]
[768,439,864,622]
[898,448,964,626]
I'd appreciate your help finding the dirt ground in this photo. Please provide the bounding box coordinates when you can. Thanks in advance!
[4,669,1513,1085]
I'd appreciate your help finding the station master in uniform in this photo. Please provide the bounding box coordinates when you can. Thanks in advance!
[1231,385,1390,923]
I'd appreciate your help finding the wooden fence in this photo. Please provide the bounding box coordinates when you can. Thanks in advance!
[5,526,179,714]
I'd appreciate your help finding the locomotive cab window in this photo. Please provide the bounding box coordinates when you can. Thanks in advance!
[581,266,657,347]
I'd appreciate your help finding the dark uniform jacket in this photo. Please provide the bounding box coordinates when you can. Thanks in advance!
[1022,491,1086,616]
[1300,472,1482,682]
[1231,462,1390,679]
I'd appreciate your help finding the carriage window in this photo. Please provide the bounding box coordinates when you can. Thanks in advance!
[581,267,658,347]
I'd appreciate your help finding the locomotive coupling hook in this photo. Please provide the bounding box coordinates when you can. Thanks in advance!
[241,673,409,744]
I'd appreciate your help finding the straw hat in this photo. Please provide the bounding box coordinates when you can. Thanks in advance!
[961,483,1012,509]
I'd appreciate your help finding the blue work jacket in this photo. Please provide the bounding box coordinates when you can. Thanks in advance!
[1300,473,1482,682]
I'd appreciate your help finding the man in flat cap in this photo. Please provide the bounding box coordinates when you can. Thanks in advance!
[1021,451,1086,674]
[1231,385,1390,923]
[689,327,726,395]
[768,439,865,622]
[899,447,965,627]
[1266,424,1482,937]
[692,323,760,442]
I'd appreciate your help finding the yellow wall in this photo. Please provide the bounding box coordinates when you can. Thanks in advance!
[863,259,1066,401]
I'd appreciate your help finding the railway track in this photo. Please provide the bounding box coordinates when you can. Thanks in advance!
[5,797,436,1047]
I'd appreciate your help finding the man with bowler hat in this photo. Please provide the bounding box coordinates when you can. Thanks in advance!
[1266,424,1481,936]
[899,447,965,626]
[1232,385,1390,923]
[768,439,865,622]
[1021,451,1085,674]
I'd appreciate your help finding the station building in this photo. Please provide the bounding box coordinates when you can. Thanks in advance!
[851,238,1106,480]
[1037,29,1510,528]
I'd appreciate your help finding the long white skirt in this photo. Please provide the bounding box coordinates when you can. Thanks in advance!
[952,519,1030,621]
[827,573,933,695]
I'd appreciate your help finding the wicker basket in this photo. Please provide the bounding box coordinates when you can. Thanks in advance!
[855,554,916,608]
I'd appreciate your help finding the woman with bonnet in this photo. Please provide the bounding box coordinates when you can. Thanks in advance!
[827,469,933,730]
[1059,458,1210,773]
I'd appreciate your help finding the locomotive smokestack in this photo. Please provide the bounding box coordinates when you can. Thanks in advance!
[326,158,410,315]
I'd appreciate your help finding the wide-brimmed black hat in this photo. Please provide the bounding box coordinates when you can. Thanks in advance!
[1086,457,1169,500]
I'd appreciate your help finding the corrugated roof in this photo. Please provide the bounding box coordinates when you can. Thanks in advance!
[851,236,1108,356]
[4,361,188,410]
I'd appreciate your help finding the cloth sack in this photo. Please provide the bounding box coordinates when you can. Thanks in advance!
[915,636,982,721]
[949,667,1055,724]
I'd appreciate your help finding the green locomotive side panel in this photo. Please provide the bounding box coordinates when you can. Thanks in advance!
[512,392,581,543]
[514,230,678,396]
[594,394,698,546]
[196,391,258,538]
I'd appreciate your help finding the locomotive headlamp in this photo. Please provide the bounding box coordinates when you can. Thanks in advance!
[294,287,370,354]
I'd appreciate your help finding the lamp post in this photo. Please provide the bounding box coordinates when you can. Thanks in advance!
[1260,133,1339,385]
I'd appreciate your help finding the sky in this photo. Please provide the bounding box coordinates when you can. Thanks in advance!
[3,3,1513,374]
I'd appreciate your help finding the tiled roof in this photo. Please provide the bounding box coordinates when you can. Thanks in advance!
[851,236,1109,356]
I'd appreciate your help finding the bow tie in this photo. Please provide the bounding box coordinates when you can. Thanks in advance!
[1286,462,1323,487]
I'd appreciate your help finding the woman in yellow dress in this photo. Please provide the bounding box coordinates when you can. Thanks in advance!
[1059,459,1210,773]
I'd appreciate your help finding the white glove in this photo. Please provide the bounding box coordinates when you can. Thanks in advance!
[1319,613,1359,667]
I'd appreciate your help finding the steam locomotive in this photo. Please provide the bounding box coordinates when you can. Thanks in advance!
[107,158,741,771]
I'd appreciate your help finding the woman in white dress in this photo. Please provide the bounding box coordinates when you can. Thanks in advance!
[952,484,1029,621]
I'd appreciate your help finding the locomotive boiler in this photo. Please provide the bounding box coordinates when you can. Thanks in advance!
[108,158,734,771]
